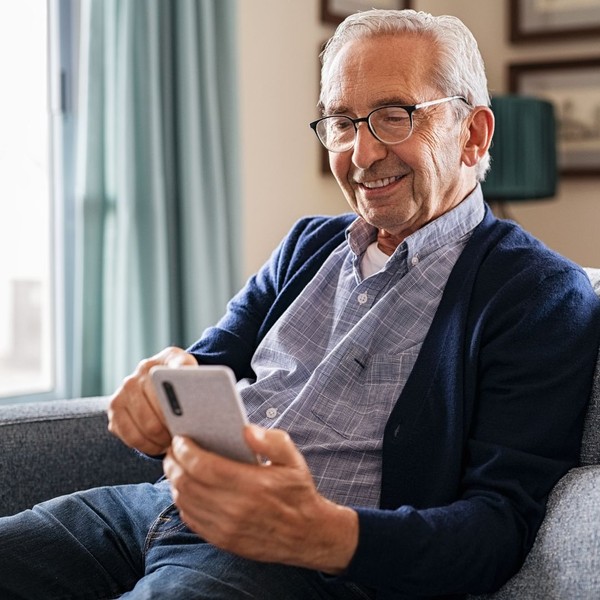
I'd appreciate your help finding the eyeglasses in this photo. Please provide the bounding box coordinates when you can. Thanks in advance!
[309,95,470,153]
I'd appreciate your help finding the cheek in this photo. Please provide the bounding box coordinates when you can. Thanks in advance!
[412,130,457,180]
[330,154,359,210]
[330,153,353,190]
[329,152,347,179]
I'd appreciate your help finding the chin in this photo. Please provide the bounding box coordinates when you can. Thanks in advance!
[359,206,408,229]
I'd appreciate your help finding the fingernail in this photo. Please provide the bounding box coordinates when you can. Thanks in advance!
[172,435,185,453]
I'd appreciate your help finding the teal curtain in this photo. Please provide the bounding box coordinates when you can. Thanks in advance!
[73,0,240,396]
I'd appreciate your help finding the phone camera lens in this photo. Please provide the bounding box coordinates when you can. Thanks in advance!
[162,381,183,416]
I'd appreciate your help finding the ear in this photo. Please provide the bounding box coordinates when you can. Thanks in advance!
[461,106,494,168]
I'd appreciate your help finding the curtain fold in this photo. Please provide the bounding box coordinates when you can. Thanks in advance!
[74,0,239,397]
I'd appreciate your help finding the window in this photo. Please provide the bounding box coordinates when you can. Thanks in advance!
[0,0,77,403]
[0,1,52,399]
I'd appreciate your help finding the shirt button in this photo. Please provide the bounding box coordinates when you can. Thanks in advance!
[266,407,278,419]
[357,292,368,305]
[411,255,420,266]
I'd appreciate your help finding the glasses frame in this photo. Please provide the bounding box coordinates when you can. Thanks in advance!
[310,95,470,153]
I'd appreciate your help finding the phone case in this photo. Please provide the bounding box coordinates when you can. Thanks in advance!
[151,365,258,464]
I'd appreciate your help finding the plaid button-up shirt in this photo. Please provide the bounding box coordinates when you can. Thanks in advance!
[238,188,484,508]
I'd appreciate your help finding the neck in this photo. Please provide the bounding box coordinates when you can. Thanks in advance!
[376,229,404,255]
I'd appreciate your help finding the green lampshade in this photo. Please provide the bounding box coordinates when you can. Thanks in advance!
[482,95,557,201]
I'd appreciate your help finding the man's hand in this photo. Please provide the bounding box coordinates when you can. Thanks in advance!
[108,346,197,455]
[163,425,359,575]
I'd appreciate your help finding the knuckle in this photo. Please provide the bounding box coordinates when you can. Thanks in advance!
[107,417,118,437]
[169,472,192,499]
[158,346,179,363]
[120,374,140,396]
[167,467,183,489]
[107,399,126,430]
[107,394,120,414]
[136,357,155,375]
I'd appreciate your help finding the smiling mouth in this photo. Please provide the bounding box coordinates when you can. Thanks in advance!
[359,175,404,189]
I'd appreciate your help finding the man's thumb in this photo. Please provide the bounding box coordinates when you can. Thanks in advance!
[244,425,306,468]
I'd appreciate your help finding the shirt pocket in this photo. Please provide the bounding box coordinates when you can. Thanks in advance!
[310,345,421,441]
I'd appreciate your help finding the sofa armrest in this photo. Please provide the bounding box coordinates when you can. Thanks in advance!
[0,397,163,516]
[472,465,600,598]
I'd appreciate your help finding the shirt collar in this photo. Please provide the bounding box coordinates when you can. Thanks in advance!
[346,185,485,265]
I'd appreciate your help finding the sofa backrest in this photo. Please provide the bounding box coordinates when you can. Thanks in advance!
[581,268,600,466]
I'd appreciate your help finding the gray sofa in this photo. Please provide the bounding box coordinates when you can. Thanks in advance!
[1,268,599,598]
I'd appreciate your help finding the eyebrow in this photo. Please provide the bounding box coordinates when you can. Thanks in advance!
[321,96,415,116]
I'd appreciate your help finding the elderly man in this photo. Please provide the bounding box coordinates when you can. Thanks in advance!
[2,9,599,600]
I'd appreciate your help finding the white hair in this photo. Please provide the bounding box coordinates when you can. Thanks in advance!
[319,9,491,181]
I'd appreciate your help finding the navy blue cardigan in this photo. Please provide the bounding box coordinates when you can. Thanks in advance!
[189,207,600,599]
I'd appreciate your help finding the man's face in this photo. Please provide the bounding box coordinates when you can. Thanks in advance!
[322,35,474,240]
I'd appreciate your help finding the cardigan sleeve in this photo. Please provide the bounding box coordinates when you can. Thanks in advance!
[342,265,600,597]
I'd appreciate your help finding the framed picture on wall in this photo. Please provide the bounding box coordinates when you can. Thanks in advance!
[510,0,600,42]
[321,0,412,26]
[509,58,600,177]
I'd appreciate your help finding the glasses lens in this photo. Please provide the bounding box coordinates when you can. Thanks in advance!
[370,106,412,144]
[316,116,355,152]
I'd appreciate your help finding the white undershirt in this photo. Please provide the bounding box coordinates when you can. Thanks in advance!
[360,241,390,278]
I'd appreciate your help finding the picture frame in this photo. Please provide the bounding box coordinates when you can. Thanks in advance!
[321,0,412,26]
[509,58,600,177]
[510,0,600,42]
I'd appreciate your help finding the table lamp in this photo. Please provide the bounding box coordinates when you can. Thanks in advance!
[482,95,557,218]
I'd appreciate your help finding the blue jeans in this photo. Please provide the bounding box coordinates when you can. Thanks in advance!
[0,479,375,599]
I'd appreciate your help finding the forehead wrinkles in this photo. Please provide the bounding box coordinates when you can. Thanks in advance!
[321,46,366,113]
[321,35,438,114]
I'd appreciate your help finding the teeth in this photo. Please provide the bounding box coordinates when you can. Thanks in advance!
[362,176,400,189]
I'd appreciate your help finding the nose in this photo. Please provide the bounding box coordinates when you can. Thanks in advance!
[351,121,387,169]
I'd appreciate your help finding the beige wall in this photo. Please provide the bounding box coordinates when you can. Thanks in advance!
[238,0,600,279]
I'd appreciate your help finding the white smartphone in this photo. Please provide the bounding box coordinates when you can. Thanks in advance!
[151,365,258,464]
